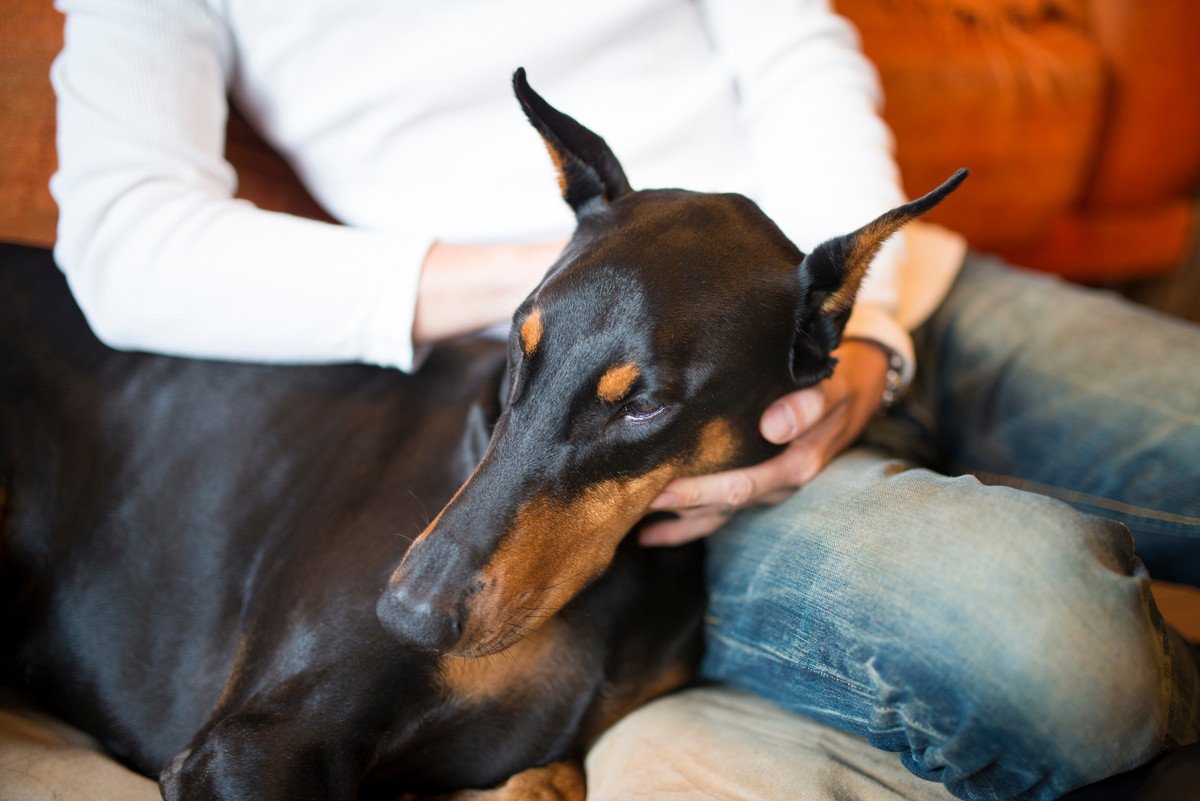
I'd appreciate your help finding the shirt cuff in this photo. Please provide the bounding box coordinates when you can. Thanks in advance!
[841,301,916,392]
[361,232,437,372]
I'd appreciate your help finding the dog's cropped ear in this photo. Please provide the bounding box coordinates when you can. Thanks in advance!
[790,169,968,386]
[513,67,632,217]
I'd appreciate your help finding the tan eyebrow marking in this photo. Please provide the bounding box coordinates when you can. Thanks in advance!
[520,308,543,355]
[596,363,640,403]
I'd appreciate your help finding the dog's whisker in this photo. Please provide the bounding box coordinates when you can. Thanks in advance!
[405,489,433,528]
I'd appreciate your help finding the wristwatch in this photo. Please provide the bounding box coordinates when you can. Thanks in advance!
[879,346,905,409]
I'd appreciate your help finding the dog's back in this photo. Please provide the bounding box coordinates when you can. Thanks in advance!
[0,243,505,767]
[0,244,706,794]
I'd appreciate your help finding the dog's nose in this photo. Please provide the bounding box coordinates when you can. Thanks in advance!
[375,584,464,654]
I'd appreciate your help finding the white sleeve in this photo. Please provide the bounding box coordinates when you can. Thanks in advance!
[51,0,434,371]
[698,0,916,384]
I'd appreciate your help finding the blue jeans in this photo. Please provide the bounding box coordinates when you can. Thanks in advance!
[700,254,1200,801]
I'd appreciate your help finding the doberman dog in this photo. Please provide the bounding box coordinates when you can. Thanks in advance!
[0,70,964,800]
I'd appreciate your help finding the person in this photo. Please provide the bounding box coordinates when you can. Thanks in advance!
[49,0,1199,799]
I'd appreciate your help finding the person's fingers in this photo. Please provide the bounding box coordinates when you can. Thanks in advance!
[639,434,833,547]
[651,439,818,512]
[662,503,741,520]
[758,487,797,505]
[739,439,821,492]
[760,385,828,444]
[650,467,759,511]
[789,394,853,476]
[639,398,853,549]
[639,511,732,547]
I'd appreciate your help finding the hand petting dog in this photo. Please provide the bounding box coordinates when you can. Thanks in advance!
[641,339,890,546]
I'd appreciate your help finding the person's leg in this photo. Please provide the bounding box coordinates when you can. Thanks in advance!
[700,449,1199,801]
[901,254,1200,586]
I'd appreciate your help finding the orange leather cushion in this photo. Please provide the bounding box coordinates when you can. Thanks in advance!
[0,1,327,251]
[837,0,1105,250]
[1085,0,1200,208]
[0,0,62,248]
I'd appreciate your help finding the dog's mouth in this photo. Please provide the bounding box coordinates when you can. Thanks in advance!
[447,639,512,660]
[447,618,546,659]
[446,584,552,658]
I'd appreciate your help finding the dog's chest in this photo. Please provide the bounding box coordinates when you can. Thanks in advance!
[368,620,602,793]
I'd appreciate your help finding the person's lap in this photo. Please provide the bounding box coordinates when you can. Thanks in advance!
[696,255,1200,800]
[700,449,1196,800]
[903,253,1200,585]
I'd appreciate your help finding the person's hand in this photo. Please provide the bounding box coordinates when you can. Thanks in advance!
[413,239,568,343]
[639,340,890,547]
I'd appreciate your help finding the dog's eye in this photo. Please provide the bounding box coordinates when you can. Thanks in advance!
[621,400,666,423]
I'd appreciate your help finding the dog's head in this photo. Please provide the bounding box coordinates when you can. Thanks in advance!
[377,69,965,656]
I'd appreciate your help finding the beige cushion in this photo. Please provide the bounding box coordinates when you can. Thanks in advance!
[0,690,159,801]
[587,687,956,801]
[0,686,955,801]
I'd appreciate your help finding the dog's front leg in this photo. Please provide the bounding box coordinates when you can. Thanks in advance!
[159,708,373,801]
[409,761,586,801]
[159,666,386,801]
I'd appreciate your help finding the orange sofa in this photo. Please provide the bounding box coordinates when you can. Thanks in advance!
[836,0,1200,281]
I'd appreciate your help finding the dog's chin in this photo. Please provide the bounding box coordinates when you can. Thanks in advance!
[448,608,559,659]
[446,643,505,659]
[445,633,526,659]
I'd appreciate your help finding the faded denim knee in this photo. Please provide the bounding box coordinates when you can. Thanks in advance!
[701,451,1196,801]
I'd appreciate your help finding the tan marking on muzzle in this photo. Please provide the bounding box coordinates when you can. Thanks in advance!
[430,418,738,657]
[596,362,640,403]
[458,463,675,654]
[520,308,544,356]
[387,449,494,589]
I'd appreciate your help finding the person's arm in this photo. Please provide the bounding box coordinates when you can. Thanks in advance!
[412,240,565,344]
[643,0,910,545]
[52,0,555,371]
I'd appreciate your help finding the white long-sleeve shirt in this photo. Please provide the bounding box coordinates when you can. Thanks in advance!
[51,0,964,375]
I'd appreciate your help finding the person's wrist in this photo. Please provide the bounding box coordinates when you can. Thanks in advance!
[413,239,566,343]
[841,303,915,394]
[504,240,564,296]
[840,337,903,410]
